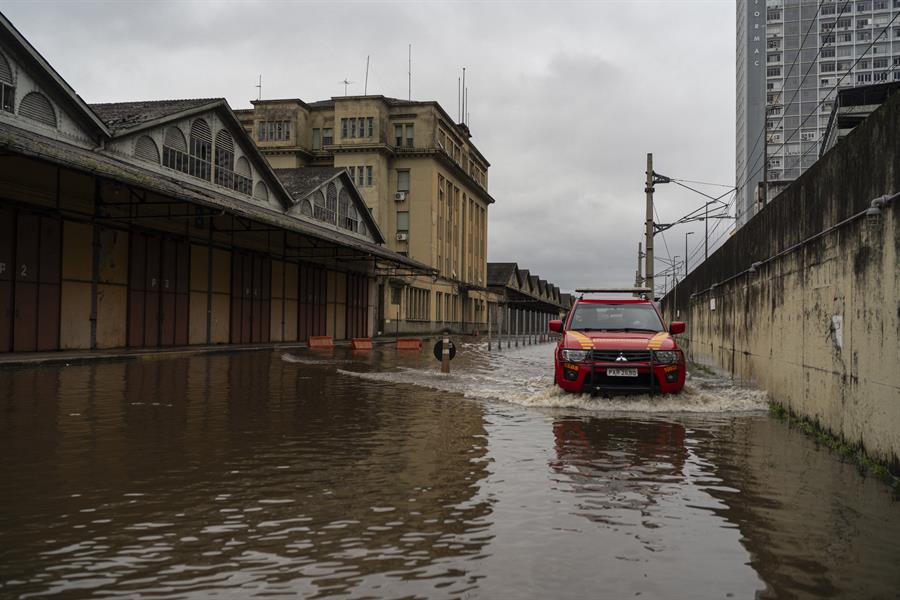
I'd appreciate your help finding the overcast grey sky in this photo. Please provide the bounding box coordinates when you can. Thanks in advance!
[3,0,736,294]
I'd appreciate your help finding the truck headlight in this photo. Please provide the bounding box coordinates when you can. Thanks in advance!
[561,349,590,363]
[653,350,681,364]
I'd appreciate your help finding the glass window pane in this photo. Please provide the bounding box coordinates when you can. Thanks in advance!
[397,170,410,191]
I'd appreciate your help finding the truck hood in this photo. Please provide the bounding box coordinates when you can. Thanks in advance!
[563,330,676,351]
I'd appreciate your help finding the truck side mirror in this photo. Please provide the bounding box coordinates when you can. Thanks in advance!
[548,320,562,333]
[669,321,686,335]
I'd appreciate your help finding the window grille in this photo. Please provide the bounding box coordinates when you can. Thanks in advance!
[300,199,313,217]
[189,119,212,180]
[134,135,160,163]
[258,120,290,141]
[322,128,333,145]
[314,191,328,221]
[0,52,14,113]
[18,92,56,127]
[233,156,252,195]
[214,130,235,188]
[324,183,337,224]
[162,127,189,173]
[338,189,350,228]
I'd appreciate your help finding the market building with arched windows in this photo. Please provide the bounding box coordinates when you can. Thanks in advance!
[0,13,431,356]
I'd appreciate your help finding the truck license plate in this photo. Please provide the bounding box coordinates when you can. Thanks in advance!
[607,368,638,377]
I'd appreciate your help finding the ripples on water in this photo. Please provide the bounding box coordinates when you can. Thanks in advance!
[335,341,769,413]
[0,342,898,599]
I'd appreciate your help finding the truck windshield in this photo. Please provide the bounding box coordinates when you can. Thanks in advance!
[567,303,664,332]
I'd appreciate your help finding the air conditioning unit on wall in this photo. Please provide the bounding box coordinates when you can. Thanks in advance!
[394,192,407,202]
[396,232,409,241]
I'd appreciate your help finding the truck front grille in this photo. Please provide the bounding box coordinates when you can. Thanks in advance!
[590,350,652,362]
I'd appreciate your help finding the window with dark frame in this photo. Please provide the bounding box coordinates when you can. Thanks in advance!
[0,53,14,113]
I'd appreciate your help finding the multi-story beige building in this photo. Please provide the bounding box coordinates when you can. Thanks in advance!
[235,95,494,334]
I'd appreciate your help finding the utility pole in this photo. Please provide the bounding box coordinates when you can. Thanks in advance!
[635,242,643,288]
[704,202,708,260]
[684,231,694,279]
[644,153,654,295]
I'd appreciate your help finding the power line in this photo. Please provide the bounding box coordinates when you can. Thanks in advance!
[670,178,735,189]
[738,0,837,211]
[765,0,833,134]
[732,11,900,225]
[763,11,900,180]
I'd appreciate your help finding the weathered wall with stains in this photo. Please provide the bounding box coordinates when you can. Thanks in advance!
[661,91,900,471]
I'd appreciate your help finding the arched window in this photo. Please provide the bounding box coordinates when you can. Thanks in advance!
[162,127,189,173]
[189,119,212,180]
[214,129,234,187]
[348,204,359,232]
[234,156,252,195]
[133,135,160,163]
[338,189,351,230]
[300,199,313,217]
[0,52,14,113]
[253,181,269,202]
[313,191,327,221]
[18,92,55,127]
[324,183,337,225]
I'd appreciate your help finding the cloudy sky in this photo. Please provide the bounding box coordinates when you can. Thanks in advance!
[4,0,736,294]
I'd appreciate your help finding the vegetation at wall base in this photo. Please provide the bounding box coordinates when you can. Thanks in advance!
[768,400,899,488]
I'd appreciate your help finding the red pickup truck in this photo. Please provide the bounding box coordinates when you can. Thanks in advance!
[549,289,686,395]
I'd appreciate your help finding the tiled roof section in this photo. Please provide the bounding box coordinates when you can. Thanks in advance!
[487,262,518,287]
[89,98,221,132]
[517,269,531,289]
[274,167,345,199]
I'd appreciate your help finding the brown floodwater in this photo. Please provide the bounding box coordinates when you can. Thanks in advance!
[0,342,898,599]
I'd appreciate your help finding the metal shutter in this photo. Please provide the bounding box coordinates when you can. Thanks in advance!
[18,92,56,127]
[191,119,212,143]
[164,127,186,151]
[0,53,12,84]
[133,135,160,163]
[215,129,233,153]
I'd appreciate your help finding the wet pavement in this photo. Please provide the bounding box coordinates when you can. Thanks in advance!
[1,341,898,599]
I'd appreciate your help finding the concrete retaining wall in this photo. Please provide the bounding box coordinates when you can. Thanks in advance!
[662,92,900,471]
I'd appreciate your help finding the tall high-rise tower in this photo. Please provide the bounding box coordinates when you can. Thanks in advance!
[736,0,900,227]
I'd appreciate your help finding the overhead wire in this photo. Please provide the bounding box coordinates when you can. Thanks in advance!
[760,9,900,184]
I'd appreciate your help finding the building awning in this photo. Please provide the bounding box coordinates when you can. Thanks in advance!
[0,123,435,276]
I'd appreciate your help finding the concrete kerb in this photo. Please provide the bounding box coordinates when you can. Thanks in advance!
[0,333,500,370]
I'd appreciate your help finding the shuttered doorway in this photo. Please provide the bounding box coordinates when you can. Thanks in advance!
[230,252,271,344]
[127,232,190,348]
[0,207,61,352]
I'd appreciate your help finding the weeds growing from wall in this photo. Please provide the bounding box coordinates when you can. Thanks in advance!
[768,400,899,489]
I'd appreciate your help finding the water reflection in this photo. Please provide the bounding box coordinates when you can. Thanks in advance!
[0,351,492,599]
[692,416,900,600]
[1,344,899,599]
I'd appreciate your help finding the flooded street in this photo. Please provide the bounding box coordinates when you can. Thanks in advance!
[1,342,898,599]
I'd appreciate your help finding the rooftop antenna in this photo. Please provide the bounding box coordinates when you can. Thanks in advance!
[339,78,354,96]
[256,75,262,101]
[408,44,412,100]
[457,76,461,121]
[461,67,466,122]
[364,55,370,95]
